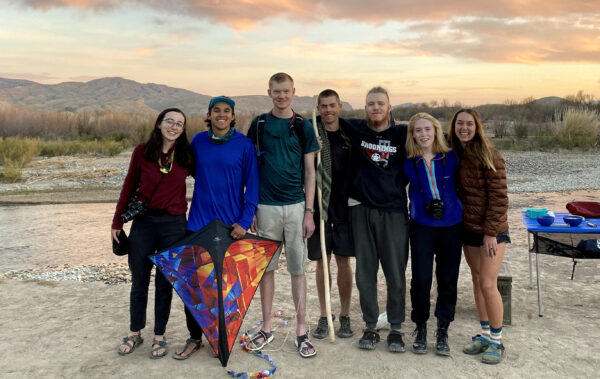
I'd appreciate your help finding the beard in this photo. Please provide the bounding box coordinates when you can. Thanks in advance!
[366,113,390,129]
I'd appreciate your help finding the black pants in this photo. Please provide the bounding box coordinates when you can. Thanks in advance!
[128,212,186,335]
[185,306,204,340]
[351,204,409,330]
[409,220,462,325]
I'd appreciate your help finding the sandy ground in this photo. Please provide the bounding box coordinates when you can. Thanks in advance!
[1,187,600,378]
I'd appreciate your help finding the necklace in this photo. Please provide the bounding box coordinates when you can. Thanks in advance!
[159,149,175,174]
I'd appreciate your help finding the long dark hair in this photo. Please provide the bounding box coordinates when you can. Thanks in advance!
[144,108,194,169]
[447,108,496,171]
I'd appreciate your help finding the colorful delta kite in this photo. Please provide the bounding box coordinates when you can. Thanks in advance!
[149,219,280,367]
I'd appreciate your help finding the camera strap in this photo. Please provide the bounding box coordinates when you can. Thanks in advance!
[413,155,446,201]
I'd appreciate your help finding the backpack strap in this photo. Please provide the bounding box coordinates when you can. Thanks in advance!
[292,113,306,154]
[254,113,267,159]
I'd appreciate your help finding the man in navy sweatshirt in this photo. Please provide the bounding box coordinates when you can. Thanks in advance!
[342,86,409,353]
[172,96,260,360]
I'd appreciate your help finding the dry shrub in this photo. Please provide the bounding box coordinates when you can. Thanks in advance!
[0,137,41,182]
[555,108,600,148]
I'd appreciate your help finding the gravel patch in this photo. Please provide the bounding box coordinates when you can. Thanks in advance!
[0,263,132,285]
[504,151,600,192]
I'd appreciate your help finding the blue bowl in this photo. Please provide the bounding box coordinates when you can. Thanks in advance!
[536,215,555,226]
[563,215,584,227]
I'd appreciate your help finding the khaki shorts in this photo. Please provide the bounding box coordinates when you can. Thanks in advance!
[256,202,308,275]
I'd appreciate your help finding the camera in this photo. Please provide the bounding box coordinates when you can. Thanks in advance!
[424,199,445,220]
[121,200,147,223]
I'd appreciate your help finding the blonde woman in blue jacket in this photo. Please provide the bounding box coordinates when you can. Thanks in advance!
[404,112,463,356]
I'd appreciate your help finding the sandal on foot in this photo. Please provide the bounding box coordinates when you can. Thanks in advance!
[118,333,143,356]
[246,330,273,351]
[150,336,167,359]
[295,333,317,358]
[172,338,203,360]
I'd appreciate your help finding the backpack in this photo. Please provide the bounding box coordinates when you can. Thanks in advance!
[253,112,306,163]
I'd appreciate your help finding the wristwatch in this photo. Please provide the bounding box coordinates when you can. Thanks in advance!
[305,208,315,214]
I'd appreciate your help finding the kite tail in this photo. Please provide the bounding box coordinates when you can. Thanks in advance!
[227,310,287,378]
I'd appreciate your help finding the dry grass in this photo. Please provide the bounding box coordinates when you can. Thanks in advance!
[554,108,600,148]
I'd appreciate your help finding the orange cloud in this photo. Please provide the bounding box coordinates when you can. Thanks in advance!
[19,1,600,26]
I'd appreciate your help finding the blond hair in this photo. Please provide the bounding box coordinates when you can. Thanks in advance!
[269,72,294,89]
[406,112,450,158]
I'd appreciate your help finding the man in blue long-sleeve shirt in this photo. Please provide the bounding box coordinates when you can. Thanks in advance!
[172,96,259,360]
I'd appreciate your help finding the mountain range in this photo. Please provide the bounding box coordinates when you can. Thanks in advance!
[0,77,353,115]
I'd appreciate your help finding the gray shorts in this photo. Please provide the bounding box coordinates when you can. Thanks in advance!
[256,202,308,275]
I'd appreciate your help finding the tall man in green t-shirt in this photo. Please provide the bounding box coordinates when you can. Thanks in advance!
[247,72,320,358]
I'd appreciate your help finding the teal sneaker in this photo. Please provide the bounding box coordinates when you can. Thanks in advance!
[463,334,490,355]
[482,343,505,365]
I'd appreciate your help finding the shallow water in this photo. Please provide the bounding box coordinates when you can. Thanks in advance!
[0,203,128,273]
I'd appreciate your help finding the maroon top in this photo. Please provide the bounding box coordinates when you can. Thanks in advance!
[111,143,190,230]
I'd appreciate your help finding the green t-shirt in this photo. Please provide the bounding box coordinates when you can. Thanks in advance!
[248,113,319,205]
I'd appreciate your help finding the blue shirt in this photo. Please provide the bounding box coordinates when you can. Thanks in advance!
[403,151,463,227]
[188,130,259,231]
[248,113,319,205]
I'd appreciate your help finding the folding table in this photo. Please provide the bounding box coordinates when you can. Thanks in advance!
[522,211,600,317]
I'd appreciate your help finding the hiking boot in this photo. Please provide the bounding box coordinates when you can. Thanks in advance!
[358,329,380,350]
[463,334,490,355]
[312,317,329,339]
[435,322,450,356]
[412,323,427,354]
[387,330,405,353]
[337,316,353,338]
[482,343,505,364]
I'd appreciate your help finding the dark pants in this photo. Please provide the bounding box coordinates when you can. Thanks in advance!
[409,221,462,325]
[185,306,204,340]
[351,204,409,330]
[128,212,186,335]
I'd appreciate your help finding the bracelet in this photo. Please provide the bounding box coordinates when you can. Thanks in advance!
[305,208,315,214]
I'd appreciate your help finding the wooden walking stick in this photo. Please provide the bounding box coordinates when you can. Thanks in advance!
[312,95,335,342]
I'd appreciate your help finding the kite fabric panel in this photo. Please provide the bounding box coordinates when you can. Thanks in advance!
[149,219,280,367]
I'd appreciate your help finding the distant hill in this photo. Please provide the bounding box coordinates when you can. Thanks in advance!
[534,96,563,105]
[0,77,353,115]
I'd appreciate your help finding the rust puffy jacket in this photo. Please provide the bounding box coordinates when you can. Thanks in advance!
[458,147,509,236]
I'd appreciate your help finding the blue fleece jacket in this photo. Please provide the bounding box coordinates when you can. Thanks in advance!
[403,151,463,227]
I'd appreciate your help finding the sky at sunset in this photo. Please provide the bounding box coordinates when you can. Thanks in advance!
[1,0,599,108]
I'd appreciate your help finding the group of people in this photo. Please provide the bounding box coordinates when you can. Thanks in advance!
[111,72,510,365]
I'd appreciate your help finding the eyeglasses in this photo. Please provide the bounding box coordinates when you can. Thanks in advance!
[162,118,185,129]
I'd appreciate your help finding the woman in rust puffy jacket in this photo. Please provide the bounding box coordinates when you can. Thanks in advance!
[447,109,510,365]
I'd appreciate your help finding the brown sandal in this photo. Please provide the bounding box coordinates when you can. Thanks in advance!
[172,338,203,360]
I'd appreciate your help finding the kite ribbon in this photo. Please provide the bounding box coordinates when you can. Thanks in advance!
[227,311,288,379]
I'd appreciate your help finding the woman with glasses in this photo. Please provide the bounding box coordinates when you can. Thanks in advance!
[447,109,509,365]
[111,108,194,359]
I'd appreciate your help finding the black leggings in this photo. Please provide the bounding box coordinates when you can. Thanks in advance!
[127,212,186,335]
